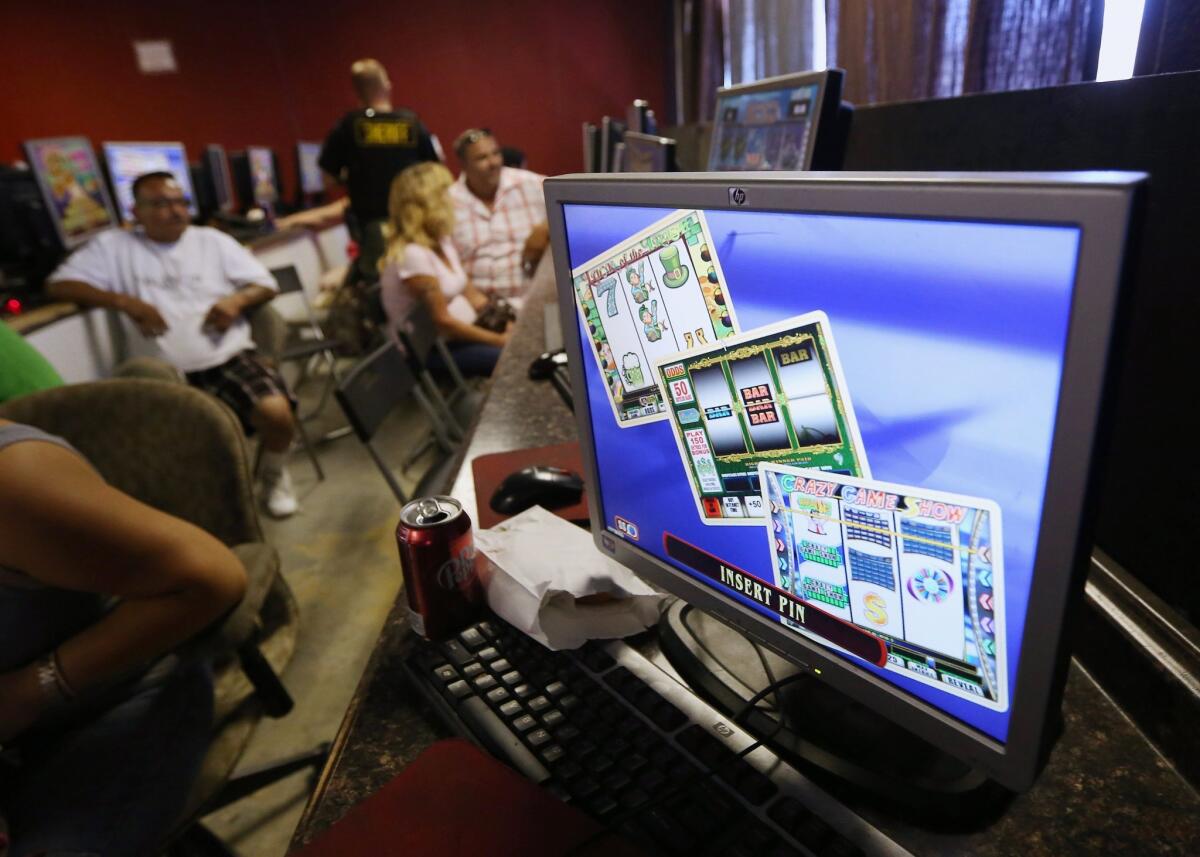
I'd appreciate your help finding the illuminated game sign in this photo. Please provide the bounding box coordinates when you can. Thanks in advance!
[760,462,1007,709]
[656,312,870,525]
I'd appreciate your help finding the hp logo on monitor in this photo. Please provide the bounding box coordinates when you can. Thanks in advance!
[729,187,747,206]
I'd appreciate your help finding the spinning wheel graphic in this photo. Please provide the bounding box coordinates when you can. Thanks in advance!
[907,567,953,604]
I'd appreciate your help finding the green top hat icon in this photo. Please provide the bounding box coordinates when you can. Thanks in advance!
[659,244,690,288]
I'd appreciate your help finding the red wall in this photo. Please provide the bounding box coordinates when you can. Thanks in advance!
[0,0,672,200]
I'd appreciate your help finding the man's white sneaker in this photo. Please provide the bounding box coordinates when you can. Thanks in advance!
[261,468,299,518]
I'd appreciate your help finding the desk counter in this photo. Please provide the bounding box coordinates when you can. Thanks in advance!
[288,260,1200,855]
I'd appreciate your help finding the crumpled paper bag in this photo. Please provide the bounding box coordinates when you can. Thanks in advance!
[474,506,669,650]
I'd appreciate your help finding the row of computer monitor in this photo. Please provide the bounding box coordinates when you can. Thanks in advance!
[591,67,843,174]
[18,137,326,250]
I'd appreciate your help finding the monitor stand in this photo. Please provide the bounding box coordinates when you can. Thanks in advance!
[658,601,1018,829]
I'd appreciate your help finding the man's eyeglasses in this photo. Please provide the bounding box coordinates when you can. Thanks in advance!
[137,197,192,211]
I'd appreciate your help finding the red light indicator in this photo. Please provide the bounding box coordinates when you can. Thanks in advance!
[4,298,22,315]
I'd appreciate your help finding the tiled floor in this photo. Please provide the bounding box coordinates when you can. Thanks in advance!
[200,371,439,855]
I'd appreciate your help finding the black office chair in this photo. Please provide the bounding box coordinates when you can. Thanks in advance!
[334,341,460,504]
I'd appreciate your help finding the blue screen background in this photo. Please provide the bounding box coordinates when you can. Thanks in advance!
[563,204,1081,742]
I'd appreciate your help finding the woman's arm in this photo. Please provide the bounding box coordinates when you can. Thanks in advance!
[406,275,507,348]
[0,437,247,742]
[463,281,490,313]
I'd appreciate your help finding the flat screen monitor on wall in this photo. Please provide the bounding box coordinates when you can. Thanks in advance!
[296,141,324,197]
[101,141,197,222]
[204,144,235,213]
[247,146,279,207]
[707,69,844,172]
[546,171,1143,793]
[22,136,118,249]
[620,132,678,173]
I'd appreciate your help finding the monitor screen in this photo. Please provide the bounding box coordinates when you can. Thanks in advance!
[22,137,118,249]
[708,70,841,172]
[102,141,197,222]
[621,132,677,173]
[297,141,324,195]
[247,146,278,206]
[548,173,1141,790]
[204,145,235,213]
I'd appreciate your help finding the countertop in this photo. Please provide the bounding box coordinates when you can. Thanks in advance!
[287,255,1200,855]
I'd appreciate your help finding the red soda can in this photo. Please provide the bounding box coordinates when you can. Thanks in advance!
[396,496,483,640]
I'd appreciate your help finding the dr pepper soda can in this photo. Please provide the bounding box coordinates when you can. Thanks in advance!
[396,496,483,640]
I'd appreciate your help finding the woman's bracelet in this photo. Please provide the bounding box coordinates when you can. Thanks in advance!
[34,649,77,709]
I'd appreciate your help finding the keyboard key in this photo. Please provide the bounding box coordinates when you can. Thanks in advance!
[645,807,698,851]
[586,793,619,818]
[582,645,616,672]
[528,695,551,713]
[445,680,471,699]
[735,767,778,806]
[540,745,565,765]
[560,694,582,710]
[462,662,485,678]
[620,753,649,773]
[638,769,667,792]
[473,674,498,692]
[569,777,600,800]
[485,686,511,705]
[620,787,650,810]
[602,769,632,792]
[513,683,534,699]
[820,839,866,857]
[441,640,474,666]
[545,680,567,697]
[433,664,458,682]
[650,700,688,731]
[554,723,582,743]
[542,710,566,729]
[513,714,537,732]
[586,753,615,774]
[555,760,584,782]
[460,627,487,650]
[490,658,512,673]
[478,620,499,639]
[499,700,523,718]
[528,728,554,747]
[501,671,523,686]
[478,646,500,661]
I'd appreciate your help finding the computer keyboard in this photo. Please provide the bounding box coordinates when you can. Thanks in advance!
[405,617,911,857]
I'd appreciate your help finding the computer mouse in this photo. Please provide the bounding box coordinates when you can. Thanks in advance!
[490,465,584,516]
[528,349,569,380]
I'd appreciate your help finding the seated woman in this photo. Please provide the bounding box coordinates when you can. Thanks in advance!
[0,420,247,856]
[379,162,509,378]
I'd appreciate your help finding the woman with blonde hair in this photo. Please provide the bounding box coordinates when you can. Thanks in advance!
[379,162,508,377]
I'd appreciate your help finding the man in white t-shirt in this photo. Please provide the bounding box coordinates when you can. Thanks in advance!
[45,172,300,517]
[448,129,549,303]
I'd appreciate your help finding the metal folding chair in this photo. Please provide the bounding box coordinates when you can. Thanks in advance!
[334,341,460,505]
[391,301,484,467]
[268,265,342,421]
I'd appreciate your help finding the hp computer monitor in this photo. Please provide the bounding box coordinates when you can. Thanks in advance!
[296,141,324,197]
[22,137,118,249]
[204,145,235,213]
[708,69,844,172]
[547,172,1143,792]
[247,146,279,207]
[621,132,678,173]
[102,141,197,222]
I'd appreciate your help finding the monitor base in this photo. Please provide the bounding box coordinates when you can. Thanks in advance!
[658,601,1017,830]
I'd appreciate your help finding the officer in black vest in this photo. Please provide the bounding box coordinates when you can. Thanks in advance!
[319,58,440,278]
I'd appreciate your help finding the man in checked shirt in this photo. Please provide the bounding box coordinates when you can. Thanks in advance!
[448,129,550,309]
